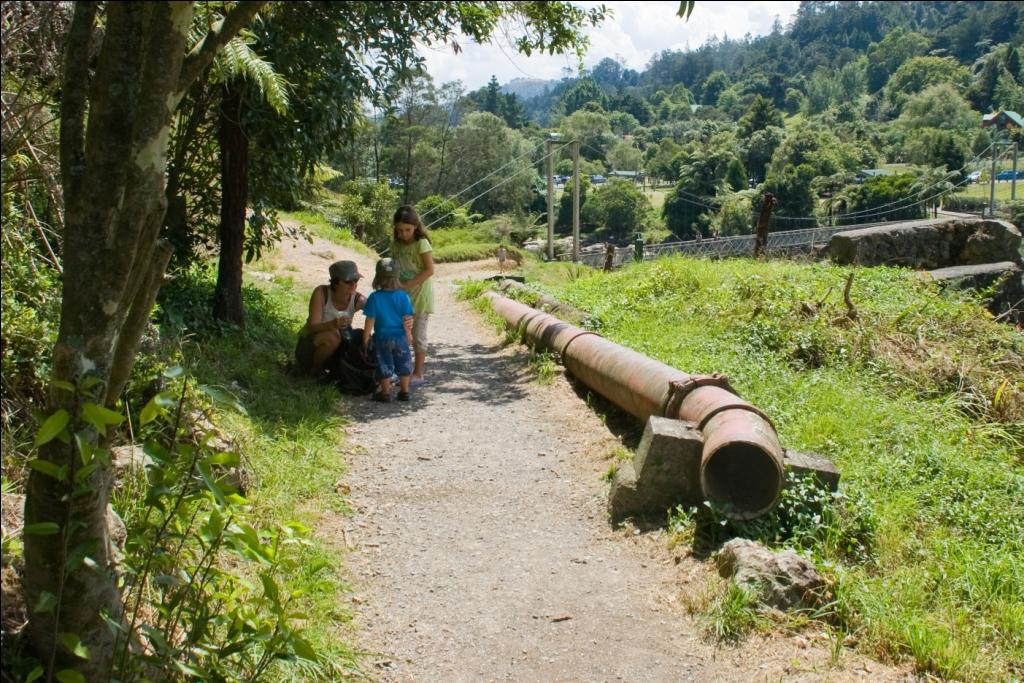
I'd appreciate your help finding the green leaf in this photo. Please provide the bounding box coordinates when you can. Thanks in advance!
[24,522,61,536]
[73,432,95,467]
[50,379,75,393]
[79,376,102,392]
[139,397,161,427]
[34,591,58,614]
[292,635,318,661]
[200,508,226,542]
[155,393,177,408]
[260,572,280,603]
[35,409,70,446]
[225,492,249,506]
[196,461,228,507]
[208,451,240,467]
[60,632,91,660]
[198,385,248,415]
[74,461,99,483]
[81,403,124,436]
[162,365,184,379]
[66,540,99,572]
[232,523,271,562]
[25,667,44,683]
[29,458,67,481]
[55,669,85,683]
[143,440,170,465]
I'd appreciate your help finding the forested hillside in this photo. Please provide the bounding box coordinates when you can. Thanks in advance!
[332,0,1023,244]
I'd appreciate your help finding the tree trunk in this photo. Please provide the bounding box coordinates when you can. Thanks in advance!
[25,3,266,678]
[212,85,248,325]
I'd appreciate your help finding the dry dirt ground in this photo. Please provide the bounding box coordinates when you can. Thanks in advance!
[264,232,911,683]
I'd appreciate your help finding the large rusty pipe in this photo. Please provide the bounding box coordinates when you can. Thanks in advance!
[485,291,784,519]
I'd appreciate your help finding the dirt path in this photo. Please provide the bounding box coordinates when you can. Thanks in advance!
[264,233,906,682]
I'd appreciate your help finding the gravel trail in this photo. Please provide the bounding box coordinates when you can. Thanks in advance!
[267,233,907,683]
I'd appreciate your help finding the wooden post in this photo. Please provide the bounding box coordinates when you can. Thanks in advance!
[546,138,555,261]
[572,140,580,262]
[754,192,777,258]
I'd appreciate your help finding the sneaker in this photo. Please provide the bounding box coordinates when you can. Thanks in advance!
[397,391,410,402]
[371,391,391,403]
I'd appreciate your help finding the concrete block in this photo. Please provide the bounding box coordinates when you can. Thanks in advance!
[783,450,840,491]
[608,417,704,522]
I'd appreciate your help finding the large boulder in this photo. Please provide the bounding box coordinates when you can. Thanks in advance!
[927,261,1023,324]
[829,218,1022,269]
[716,538,826,610]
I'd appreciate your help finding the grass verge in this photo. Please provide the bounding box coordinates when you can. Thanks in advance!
[500,254,1022,680]
[147,261,361,679]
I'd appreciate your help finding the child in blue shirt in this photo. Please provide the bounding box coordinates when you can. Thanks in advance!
[362,258,415,402]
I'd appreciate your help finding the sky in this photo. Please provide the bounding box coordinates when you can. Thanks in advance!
[420,1,802,92]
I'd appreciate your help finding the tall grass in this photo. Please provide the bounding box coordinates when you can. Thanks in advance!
[530,255,1023,680]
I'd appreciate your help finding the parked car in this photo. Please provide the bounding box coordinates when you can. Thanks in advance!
[590,174,607,184]
[966,170,982,183]
[994,170,1023,181]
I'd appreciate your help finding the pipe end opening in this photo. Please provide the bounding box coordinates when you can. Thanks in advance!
[701,443,783,520]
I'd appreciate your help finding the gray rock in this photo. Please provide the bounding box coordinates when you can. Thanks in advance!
[829,218,1021,269]
[927,261,1023,325]
[716,538,826,610]
[111,444,155,488]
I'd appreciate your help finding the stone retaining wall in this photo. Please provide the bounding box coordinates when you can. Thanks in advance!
[829,218,1022,269]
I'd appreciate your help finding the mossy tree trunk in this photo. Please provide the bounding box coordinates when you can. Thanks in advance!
[23,3,266,678]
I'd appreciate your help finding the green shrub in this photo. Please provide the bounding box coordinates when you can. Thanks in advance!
[998,199,1024,229]
[416,195,472,230]
[943,193,989,212]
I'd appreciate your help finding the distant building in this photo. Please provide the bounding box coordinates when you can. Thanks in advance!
[854,168,893,183]
[609,170,643,184]
[981,111,1023,130]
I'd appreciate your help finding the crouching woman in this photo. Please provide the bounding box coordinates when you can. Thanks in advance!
[294,260,366,378]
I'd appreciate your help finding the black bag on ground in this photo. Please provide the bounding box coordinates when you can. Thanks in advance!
[328,328,377,395]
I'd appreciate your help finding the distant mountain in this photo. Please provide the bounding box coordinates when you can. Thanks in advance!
[501,78,554,101]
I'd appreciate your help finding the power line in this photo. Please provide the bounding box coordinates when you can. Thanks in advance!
[422,140,574,230]
[418,139,547,219]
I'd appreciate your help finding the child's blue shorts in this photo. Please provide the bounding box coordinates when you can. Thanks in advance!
[373,336,412,380]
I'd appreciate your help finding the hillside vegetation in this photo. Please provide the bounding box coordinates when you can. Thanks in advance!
[2,1,1022,680]
[492,255,1023,680]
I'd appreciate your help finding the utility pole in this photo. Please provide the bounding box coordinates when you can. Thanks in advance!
[1013,141,1019,201]
[572,140,580,262]
[989,140,998,218]
[546,137,555,261]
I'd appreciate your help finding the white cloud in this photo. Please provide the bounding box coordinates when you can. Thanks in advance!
[419,1,801,91]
